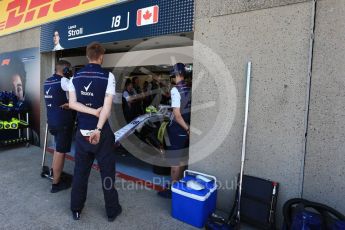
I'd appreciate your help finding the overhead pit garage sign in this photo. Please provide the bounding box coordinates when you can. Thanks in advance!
[0,0,129,37]
[40,0,194,52]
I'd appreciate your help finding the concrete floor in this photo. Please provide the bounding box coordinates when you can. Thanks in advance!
[0,146,198,230]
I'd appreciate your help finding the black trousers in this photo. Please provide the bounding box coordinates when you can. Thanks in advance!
[71,127,120,217]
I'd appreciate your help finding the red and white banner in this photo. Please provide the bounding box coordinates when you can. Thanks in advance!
[136,5,159,27]
[0,0,126,37]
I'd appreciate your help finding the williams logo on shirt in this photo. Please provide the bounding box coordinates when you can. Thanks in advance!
[81,82,94,96]
[45,87,53,99]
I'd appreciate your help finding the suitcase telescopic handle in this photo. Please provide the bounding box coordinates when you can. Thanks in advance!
[184,170,217,184]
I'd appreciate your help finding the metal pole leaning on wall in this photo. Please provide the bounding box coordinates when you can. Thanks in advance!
[41,123,48,168]
[236,61,252,227]
[40,123,53,181]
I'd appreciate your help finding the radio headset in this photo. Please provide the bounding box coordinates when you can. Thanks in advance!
[63,66,73,79]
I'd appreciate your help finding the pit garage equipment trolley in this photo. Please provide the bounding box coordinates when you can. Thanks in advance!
[0,91,30,147]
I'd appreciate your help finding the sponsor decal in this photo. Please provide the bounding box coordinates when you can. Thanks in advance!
[0,0,125,36]
[81,81,93,96]
[44,87,52,98]
[83,81,92,91]
[45,87,51,95]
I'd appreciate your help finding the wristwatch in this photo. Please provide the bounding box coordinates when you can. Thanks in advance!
[96,127,102,132]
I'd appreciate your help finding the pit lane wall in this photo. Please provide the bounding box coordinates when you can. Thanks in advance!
[189,0,345,226]
[303,0,345,217]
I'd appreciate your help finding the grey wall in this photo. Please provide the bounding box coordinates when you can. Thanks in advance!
[190,0,314,225]
[209,0,309,16]
[0,28,40,53]
[303,0,345,214]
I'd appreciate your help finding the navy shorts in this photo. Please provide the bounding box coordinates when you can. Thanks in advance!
[49,125,73,153]
[166,124,190,166]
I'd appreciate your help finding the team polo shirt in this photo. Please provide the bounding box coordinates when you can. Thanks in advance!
[69,63,116,131]
[171,87,181,108]
[44,74,73,127]
[170,81,192,124]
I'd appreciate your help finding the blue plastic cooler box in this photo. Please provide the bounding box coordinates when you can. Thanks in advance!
[171,170,217,228]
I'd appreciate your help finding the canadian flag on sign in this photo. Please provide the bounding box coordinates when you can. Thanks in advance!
[137,5,159,27]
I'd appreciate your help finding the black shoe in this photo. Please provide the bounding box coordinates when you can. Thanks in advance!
[61,173,73,184]
[157,188,172,199]
[51,180,71,193]
[72,211,81,220]
[108,205,122,222]
[157,183,172,199]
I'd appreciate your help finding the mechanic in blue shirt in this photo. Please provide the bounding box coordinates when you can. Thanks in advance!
[158,63,191,198]
[68,42,121,221]
[44,60,74,193]
[122,78,145,123]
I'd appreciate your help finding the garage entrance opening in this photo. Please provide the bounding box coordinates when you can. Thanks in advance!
[49,34,193,187]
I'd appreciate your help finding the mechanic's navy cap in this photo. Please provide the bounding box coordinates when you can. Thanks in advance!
[170,63,186,77]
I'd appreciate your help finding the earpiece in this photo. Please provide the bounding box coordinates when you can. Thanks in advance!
[63,66,73,78]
